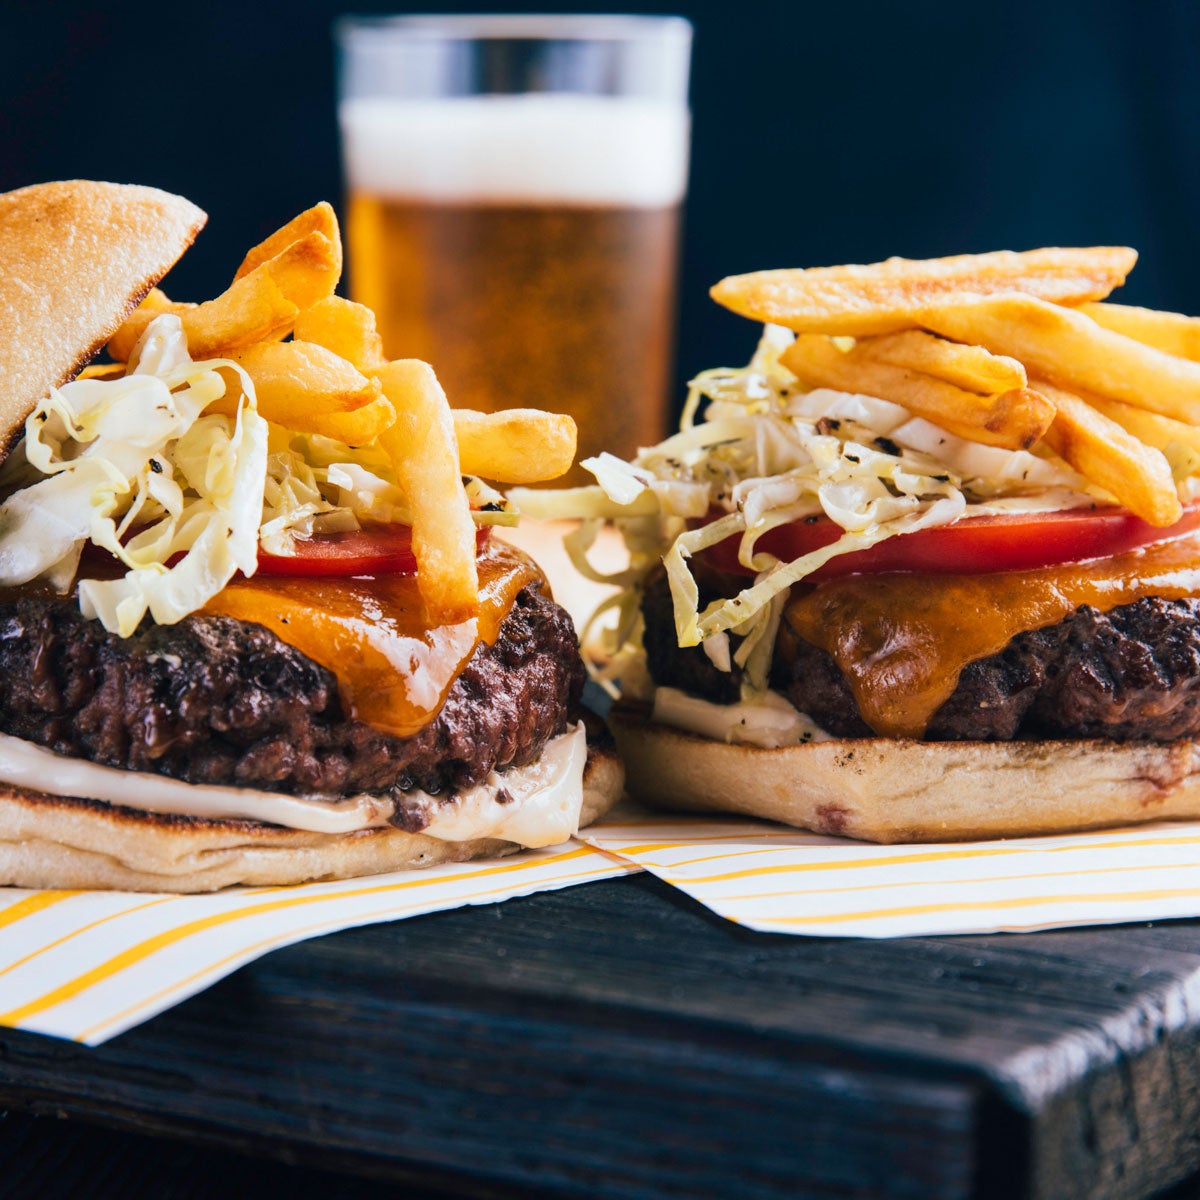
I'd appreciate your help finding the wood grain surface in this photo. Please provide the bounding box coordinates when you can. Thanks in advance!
[2,874,1200,1200]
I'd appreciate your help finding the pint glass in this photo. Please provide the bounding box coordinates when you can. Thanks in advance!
[335,15,692,481]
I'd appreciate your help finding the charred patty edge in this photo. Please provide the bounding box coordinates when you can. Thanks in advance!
[0,582,585,798]
[641,568,1200,743]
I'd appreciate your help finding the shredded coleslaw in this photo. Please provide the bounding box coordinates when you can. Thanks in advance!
[0,314,512,637]
[513,324,1105,697]
[0,316,268,636]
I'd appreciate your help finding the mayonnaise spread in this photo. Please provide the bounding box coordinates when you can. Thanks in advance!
[650,687,831,749]
[0,724,586,845]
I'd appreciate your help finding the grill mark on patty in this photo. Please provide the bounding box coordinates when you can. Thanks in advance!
[641,568,1200,742]
[0,583,583,799]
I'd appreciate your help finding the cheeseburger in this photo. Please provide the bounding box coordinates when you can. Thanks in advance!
[520,247,1200,842]
[0,180,621,891]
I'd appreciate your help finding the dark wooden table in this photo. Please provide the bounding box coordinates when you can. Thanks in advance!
[3,873,1200,1200]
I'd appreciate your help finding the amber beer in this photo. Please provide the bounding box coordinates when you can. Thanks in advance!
[341,95,689,482]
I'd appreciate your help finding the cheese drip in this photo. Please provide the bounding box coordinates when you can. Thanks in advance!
[784,531,1200,738]
[202,542,542,737]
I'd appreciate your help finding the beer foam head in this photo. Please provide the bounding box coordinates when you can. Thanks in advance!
[340,94,689,208]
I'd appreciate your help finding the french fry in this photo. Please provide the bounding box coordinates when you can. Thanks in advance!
[110,283,288,362]
[711,247,1137,336]
[93,203,505,624]
[780,334,1055,450]
[112,274,298,360]
[257,230,340,311]
[374,360,479,620]
[854,330,1026,393]
[453,409,577,483]
[106,288,195,361]
[77,363,129,381]
[1079,302,1200,362]
[1085,393,1200,461]
[214,341,387,441]
[184,274,300,357]
[108,233,340,360]
[1035,380,1181,526]
[917,294,1200,426]
[300,394,397,445]
[130,286,175,319]
[235,201,342,283]
[294,296,385,371]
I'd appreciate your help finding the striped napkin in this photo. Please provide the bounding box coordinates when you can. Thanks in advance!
[7,805,1200,1046]
[581,809,1200,937]
[0,841,635,1045]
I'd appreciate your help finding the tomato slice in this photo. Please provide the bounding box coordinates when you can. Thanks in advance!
[699,502,1200,580]
[257,524,491,577]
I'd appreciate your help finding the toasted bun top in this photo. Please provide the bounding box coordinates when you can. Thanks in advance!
[0,180,205,458]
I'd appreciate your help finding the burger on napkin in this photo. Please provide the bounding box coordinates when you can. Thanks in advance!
[517,247,1200,842]
[0,180,621,891]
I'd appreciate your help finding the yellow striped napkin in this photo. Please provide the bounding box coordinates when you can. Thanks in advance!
[10,806,1200,1046]
[0,841,635,1045]
[581,808,1200,938]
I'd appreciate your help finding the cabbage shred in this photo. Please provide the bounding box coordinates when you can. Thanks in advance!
[0,314,509,637]
[513,324,1104,698]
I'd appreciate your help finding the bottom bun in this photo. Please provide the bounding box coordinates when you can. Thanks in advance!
[611,706,1200,843]
[0,743,624,892]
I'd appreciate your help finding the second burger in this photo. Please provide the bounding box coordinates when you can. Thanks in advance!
[518,246,1200,842]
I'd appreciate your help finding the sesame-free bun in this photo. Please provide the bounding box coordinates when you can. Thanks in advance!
[610,705,1200,843]
[0,742,624,892]
[0,180,205,458]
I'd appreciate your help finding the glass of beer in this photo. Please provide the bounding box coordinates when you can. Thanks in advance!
[335,14,692,482]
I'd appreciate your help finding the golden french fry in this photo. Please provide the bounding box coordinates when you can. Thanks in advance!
[158,276,298,359]
[917,294,1200,426]
[780,334,1055,450]
[235,201,342,283]
[711,247,1137,336]
[132,286,174,317]
[294,296,385,371]
[257,230,340,311]
[453,409,577,483]
[1035,380,1181,526]
[374,360,479,620]
[214,340,384,436]
[109,281,293,362]
[107,233,340,361]
[1079,302,1200,362]
[1083,393,1200,461]
[106,288,195,361]
[109,280,291,362]
[77,362,129,381]
[188,274,299,356]
[854,330,1027,393]
[301,394,397,445]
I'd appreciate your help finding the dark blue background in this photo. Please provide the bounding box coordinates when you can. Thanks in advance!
[3,0,1198,404]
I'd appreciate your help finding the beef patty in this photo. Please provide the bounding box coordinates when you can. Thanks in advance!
[641,568,1200,742]
[0,583,583,805]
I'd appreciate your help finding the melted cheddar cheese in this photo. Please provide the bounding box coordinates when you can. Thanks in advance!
[202,542,542,737]
[783,531,1200,738]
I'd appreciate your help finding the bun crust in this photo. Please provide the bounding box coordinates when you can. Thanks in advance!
[610,706,1200,843]
[0,743,624,892]
[0,180,205,458]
